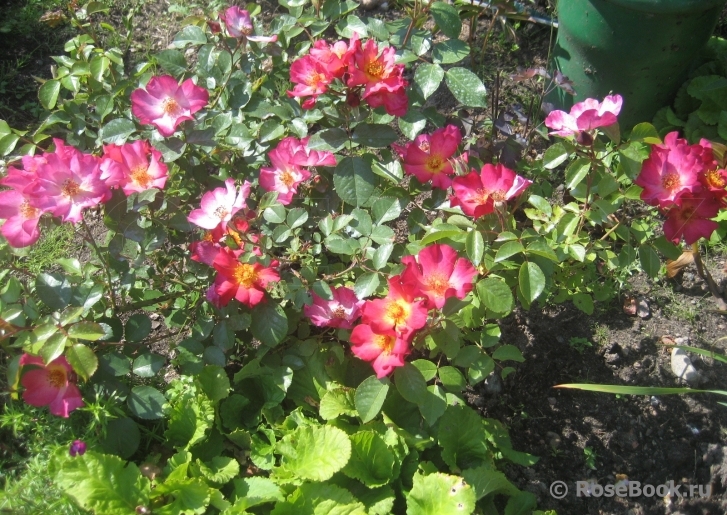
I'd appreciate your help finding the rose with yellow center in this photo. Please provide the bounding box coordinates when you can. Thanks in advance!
[233,263,258,288]
[130,165,152,188]
[47,367,67,388]
[426,155,444,173]
[279,170,297,188]
[425,273,450,297]
[332,306,347,319]
[384,300,410,326]
[705,169,726,190]
[61,179,81,198]
[661,172,680,191]
[161,97,181,116]
[490,189,506,202]
[214,206,230,220]
[19,201,40,219]
[373,334,396,353]
[365,60,385,79]
[474,188,491,204]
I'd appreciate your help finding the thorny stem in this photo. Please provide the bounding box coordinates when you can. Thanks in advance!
[691,242,727,310]
[81,218,117,313]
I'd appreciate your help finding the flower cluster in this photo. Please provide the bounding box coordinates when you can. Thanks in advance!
[304,244,477,378]
[288,34,408,116]
[635,132,725,244]
[260,137,336,205]
[187,179,280,308]
[0,138,168,248]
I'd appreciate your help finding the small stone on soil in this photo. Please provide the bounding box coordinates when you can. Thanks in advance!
[670,348,702,386]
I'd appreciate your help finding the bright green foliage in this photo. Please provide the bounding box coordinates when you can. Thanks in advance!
[342,430,398,487]
[406,471,476,515]
[275,425,352,481]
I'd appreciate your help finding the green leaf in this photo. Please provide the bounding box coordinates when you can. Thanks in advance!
[419,385,448,425]
[99,353,131,376]
[477,278,513,315]
[99,417,140,459]
[438,366,466,392]
[432,39,469,64]
[462,466,519,500]
[411,359,438,381]
[165,389,215,449]
[100,118,136,144]
[565,157,590,190]
[307,128,348,152]
[334,157,376,207]
[518,262,545,303]
[572,292,594,315]
[399,110,428,140]
[0,133,20,156]
[156,49,187,77]
[67,321,107,341]
[373,243,394,270]
[629,122,661,144]
[40,333,67,364]
[438,405,491,470]
[195,456,239,485]
[352,124,398,148]
[555,383,727,396]
[465,230,484,266]
[287,207,308,229]
[414,63,445,100]
[430,1,462,38]
[127,385,166,420]
[251,301,288,347]
[263,204,286,224]
[125,313,151,343]
[90,55,110,81]
[652,235,683,260]
[198,365,230,402]
[407,471,476,515]
[276,425,352,481]
[355,375,390,423]
[394,363,428,405]
[172,25,207,47]
[639,244,661,278]
[57,451,150,514]
[343,430,397,487]
[542,143,569,169]
[66,344,98,381]
[36,273,71,311]
[131,353,165,378]
[494,240,524,263]
[320,388,357,420]
[445,68,487,108]
[372,196,404,225]
[492,345,525,363]
[39,80,61,109]
[232,477,284,509]
[354,272,380,299]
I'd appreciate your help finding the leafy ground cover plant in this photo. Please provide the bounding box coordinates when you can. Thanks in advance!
[2,1,727,514]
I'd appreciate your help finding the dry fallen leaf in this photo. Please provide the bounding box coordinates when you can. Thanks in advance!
[39,10,66,27]
[666,250,694,278]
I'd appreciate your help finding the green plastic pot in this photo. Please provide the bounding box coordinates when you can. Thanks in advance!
[549,0,726,130]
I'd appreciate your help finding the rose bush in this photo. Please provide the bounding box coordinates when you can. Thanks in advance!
[1,1,726,514]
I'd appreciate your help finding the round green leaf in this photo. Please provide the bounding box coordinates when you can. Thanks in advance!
[66,343,99,381]
[99,353,131,376]
[355,375,390,423]
[342,430,397,487]
[172,25,207,47]
[445,68,486,108]
[125,314,151,343]
[354,272,380,299]
[394,363,428,405]
[100,118,137,144]
[127,385,166,420]
[39,80,61,110]
[476,278,513,315]
[277,425,352,481]
[132,353,165,378]
[352,124,398,148]
[99,417,140,459]
[35,272,71,311]
[198,365,231,402]
[334,157,376,207]
[572,292,595,315]
[414,63,444,100]
[430,1,462,39]
[407,471,476,515]
[518,262,545,303]
[438,366,466,392]
[411,359,438,381]
[251,301,288,347]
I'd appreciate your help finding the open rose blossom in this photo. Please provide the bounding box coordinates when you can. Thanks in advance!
[361,275,427,340]
[19,354,84,418]
[287,56,333,110]
[402,243,477,309]
[131,75,209,137]
[188,179,251,230]
[212,247,280,307]
[304,286,364,329]
[0,189,44,248]
[662,191,722,245]
[635,132,716,208]
[349,324,410,378]
[394,125,463,189]
[220,6,277,43]
[544,94,623,138]
[451,163,532,219]
[101,140,169,195]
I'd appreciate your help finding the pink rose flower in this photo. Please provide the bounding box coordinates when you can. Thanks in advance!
[304,285,364,329]
[19,354,84,418]
[451,163,532,219]
[101,140,169,195]
[212,247,280,308]
[131,75,209,137]
[220,6,277,43]
[394,125,463,189]
[663,190,722,245]
[361,275,428,341]
[401,243,477,310]
[544,94,623,138]
[350,324,410,378]
[188,178,251,230]
[0,189,43,248]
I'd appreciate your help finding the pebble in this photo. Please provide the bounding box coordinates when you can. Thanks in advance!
[548,397,557,406]
[546,431,562,449]
[670,348,702,386]
[674,336,689,345]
